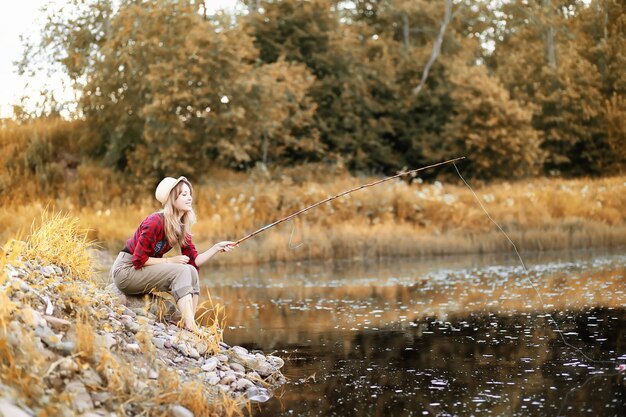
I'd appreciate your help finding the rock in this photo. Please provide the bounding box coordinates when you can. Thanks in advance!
[151,337,166,349]
[236,378,254,391]
[216,354,228,363]
[57,341,76,356]
[82,368,104,388]
[170,405,194,417]
[195,342,208,356]
[246,371,261,381]
[247,387,270,403]
[125,343,141,353]
[102,333,117,350]
[58,358,79,373]
[201,357,219,372]
[0,399,32,417]
[187,346,200,359]
[148,368,159,379]
[65,381,93,413]
[206,375,220,386]
[134,380,148,392]
[90,392,110,405]
[43,315,71,332]
[230,362,245,374]
[266,355,285,369]
[231,346,248,356]
[255,362,276,377]
[19,307,46,328]
[220,372,236,385]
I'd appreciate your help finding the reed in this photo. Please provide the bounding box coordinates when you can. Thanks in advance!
[1,168,625,264]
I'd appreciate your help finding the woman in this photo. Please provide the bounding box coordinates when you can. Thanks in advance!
[111,176,235,332]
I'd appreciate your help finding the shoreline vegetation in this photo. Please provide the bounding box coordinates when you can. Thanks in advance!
[1,172,625,267]
[0,214,286,417]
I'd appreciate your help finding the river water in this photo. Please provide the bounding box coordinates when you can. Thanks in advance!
[199,249,626,416]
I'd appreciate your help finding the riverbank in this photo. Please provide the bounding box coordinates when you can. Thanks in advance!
[0,216,286,416]
[1,174,625,266]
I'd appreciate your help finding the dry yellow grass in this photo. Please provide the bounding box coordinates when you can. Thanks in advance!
[0,214,245,416]
[1,169,625,265]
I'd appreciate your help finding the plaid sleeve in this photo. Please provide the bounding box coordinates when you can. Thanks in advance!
[181,234,199,271]
[132,213,163,269]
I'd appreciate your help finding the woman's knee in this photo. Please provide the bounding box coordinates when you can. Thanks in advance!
[187,265,200,293]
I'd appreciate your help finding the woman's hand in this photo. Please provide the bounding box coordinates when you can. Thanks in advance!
[213,241,237,253]
[168,255,190,264]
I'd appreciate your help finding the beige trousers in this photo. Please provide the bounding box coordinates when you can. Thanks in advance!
[111,252,199,302]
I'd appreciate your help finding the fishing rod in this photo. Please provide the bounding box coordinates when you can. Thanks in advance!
[233,156,465,246]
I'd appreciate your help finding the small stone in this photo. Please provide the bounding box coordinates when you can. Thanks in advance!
[170,405,194,417]
[195,342,208,356]
[201,358,219,372]
[247,387,270,402]
[266,355,285,369]
[103,333,117,350]
[230,362,245,373]
[174,356,185,364]
[255,362,275,377]
[59,358,79,373]
[220,373,236,385]
[236,378,254,391]
[0,399,31,417]
[65,381,94,413]
[91,392,110,404]
[231,346,248,355]
[148,368,159,379]
[20,307,46,328]
[82,368,104,387]
[216,354,228,362]
[134,380,148,392]
[206,375,220,386]
[246,371,260,380]
[151,337,166,349]
[125,343,141,353]
[43,315,71,331]
[187,346,200,359]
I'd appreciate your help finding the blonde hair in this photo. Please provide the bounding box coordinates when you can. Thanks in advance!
[161,179,196,248]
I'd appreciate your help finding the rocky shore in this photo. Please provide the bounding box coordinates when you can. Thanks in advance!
[0,259,286,416]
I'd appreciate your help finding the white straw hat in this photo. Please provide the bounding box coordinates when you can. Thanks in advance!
[155,176,187,205]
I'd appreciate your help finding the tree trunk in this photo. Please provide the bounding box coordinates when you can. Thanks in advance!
[402,13,410,47]
[543,0,557,68]
[412,0,453,96]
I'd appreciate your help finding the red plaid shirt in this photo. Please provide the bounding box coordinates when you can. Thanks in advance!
[124,212,198,270]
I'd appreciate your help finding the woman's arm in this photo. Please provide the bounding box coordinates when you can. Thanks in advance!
[195,241,236,267]
[143,255,189,266]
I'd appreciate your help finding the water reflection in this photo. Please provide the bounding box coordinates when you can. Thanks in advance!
[198,251,626,416]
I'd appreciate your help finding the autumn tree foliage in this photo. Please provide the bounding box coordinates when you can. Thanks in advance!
[13,0,626,182]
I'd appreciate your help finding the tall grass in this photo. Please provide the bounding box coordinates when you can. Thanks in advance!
[3,173,625,265]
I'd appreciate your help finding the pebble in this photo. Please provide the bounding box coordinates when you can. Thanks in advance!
[151,337,166,349]
[43,315,71,331]
[201,358,219,372]
[0,399,31,417]
[125,343,141,353]
[65,381,94,413]
[171,405,194,417]
[230,362,245,373]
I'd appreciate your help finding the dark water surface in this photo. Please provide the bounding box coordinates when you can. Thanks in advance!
[199,250,626,416]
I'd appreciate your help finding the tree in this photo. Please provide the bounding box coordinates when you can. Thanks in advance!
[441,65,543,179]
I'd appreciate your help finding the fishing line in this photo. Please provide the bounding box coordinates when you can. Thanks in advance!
[288,220,304,250]
[452,161,621,368]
